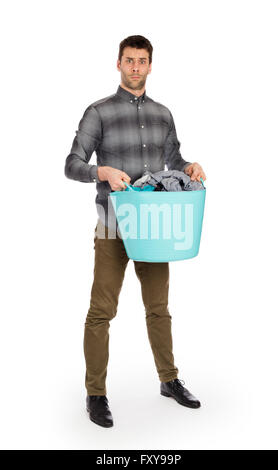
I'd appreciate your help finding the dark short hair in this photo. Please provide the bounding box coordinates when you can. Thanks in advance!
[118,35,153,64]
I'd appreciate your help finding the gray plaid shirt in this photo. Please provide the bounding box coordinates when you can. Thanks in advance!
[65,85,191,228]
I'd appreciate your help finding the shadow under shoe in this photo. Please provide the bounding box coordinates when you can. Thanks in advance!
[86,395,114,427]
[160,378,201,409]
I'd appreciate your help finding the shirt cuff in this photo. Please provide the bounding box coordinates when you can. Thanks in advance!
[89,165,101,183]
[183,162,192,172]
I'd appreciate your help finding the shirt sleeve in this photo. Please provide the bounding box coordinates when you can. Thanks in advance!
[163,111,191,172]
[64,105,102,183]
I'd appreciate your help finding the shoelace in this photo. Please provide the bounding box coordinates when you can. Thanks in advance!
[172,378,188,391]
[91,395,109,407]
[98,396,109,406]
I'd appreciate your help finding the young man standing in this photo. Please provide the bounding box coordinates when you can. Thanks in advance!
[65,35,206,428]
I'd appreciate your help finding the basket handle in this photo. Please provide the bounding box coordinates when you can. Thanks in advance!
[123,181,136,191]
[200,177,206,188]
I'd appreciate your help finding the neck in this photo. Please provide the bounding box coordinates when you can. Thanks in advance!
[120,82,145,97]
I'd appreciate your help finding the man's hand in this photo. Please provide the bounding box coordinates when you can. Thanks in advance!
[184,162,206,182]
[97,166,131,191]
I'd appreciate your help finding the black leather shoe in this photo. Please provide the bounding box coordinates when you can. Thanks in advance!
[86,395,114,427]
[161,378,201,408]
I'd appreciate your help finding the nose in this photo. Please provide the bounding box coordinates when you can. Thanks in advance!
[131,60,141,73]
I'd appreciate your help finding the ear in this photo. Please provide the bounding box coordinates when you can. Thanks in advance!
[148,63,152,74]
[116,59,121,71]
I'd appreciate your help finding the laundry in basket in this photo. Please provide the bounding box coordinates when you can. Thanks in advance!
[109,178,206,262]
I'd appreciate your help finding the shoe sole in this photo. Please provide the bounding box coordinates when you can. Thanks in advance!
[160,391,201,408]
[86,408,114,427]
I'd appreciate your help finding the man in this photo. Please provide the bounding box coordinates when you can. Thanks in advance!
[65,35,206,428]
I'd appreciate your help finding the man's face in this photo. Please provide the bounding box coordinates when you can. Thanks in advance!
[117,47,152,91]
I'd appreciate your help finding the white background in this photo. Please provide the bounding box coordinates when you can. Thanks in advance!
[0,0,277,450]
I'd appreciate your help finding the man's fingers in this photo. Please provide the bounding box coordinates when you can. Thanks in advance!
[191,171,199,181]
[192,174,202,182]
[191,172,206,182]
[119,181,127,190]
[121,171,131,181]
[185,163,206,182]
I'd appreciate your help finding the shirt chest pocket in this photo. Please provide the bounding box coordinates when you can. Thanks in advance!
[148,119,170,146]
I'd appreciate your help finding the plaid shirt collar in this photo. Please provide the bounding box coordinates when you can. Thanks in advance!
[116,84,147,104]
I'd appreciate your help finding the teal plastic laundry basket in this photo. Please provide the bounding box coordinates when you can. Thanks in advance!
[109,178,206,262]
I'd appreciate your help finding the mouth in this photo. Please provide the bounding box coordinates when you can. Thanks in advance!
[130,76,140,79]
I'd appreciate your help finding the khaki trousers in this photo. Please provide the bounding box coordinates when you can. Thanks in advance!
[83,219,179,395]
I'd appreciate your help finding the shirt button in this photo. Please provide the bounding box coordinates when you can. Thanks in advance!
[143,144,146,147]
[130,99,133,103]
[138,106,141,109]
[134,97,137,100]
[141,125,144,128]
[144,164,147,167]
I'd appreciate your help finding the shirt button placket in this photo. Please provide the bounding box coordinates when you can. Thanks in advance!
[137,100,148,173]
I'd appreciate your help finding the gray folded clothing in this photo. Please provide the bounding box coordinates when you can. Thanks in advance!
[133,169,204,191]
[133,173,152,187]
